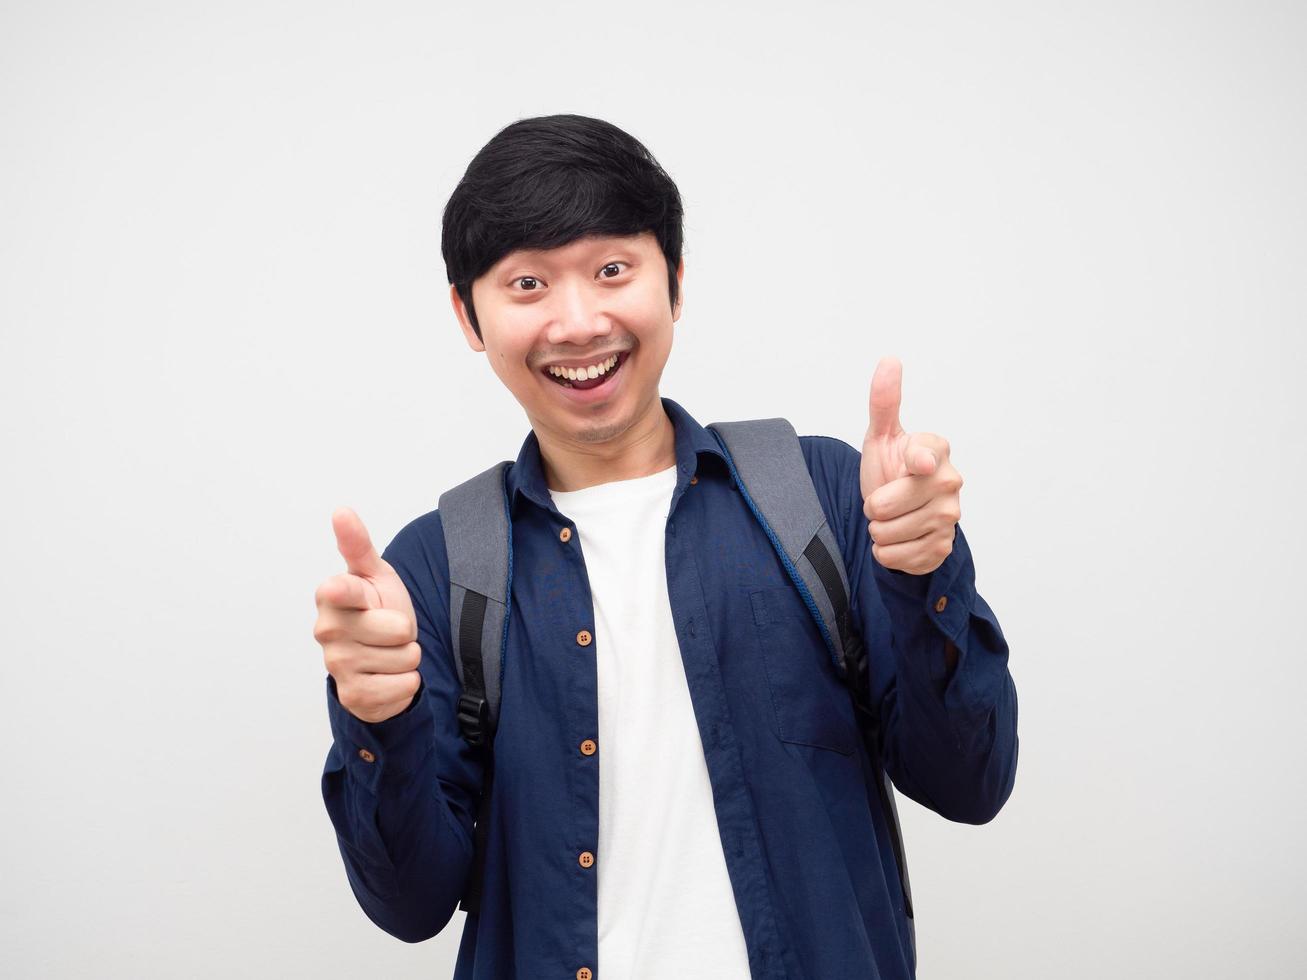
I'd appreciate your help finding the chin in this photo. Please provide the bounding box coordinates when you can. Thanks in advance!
[570,415,636,445]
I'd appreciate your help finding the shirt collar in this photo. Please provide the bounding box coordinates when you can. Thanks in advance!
[505,396,729,515]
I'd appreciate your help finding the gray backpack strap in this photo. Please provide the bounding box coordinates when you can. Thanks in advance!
[437,459,513,917]
[437,460,513,743]
[707,418,915,928]
[707,418,854,676]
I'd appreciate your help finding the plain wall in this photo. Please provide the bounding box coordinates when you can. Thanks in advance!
[2,0,1304,976]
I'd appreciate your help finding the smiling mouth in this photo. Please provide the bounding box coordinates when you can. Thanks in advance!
[543,350,630,390]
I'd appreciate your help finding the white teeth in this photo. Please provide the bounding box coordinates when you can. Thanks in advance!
[548,353,618,380]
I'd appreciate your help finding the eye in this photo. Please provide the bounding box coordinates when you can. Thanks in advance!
[598,262,628,280]
[513,276,542,291]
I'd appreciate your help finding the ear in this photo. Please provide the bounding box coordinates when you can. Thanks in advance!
[450,283,486,353]
[672,256,685,323]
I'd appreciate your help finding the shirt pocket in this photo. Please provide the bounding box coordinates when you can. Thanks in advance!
[749,586,859,756]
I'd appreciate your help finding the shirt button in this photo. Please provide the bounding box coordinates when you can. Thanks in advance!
[580,738,597,756]
[689,475,698,485]
[934,595,948,613]
[559,526,572,543]
[578,850,595,868]
[357,748,375,763]
[576,629,592,646]
[576,969,593,980]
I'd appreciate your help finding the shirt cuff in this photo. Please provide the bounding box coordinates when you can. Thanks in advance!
[872,523,976,701]
[325,673,436,796]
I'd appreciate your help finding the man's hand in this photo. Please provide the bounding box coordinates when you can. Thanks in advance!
[313,506,422,724]
[859,356,964,576]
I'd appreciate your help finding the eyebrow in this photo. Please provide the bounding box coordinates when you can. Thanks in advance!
[498,242,640,275]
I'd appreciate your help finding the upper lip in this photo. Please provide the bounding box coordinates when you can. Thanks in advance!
[539,350,625,371]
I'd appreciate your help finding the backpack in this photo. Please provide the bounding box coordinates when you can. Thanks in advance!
[437,417,914,939]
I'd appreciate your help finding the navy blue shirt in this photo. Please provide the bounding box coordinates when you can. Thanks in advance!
[321,397,1019,979]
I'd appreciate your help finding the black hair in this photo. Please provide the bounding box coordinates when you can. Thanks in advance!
[441,113,685,342]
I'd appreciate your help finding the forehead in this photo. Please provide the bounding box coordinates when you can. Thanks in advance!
[492,230,657,270]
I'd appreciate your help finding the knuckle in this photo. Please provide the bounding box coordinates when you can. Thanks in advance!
[323,643,360,676]
[313,618,341,645]
[383,609,415,645]
[361,608,401,644]
[315,573,350,608]
[405,641,422,670]
[352,677,382,712]
[335,678,358,710]
[322,648,344,674]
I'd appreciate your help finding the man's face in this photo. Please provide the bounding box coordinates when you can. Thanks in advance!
[451,230,684,447]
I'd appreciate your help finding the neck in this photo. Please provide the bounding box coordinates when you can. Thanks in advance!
[536,394,677,492]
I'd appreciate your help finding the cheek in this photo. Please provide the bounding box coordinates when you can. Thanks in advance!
[483,323,533,370]
[484,345,530,389]
[611,287,673,340]
[635,278,674,317]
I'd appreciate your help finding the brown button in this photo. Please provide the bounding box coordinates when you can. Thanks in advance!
[578,850,594,868]
[559,526,572,542]
[934,596,948,613]
[576,969,593,980]
[576,629,592,646]
[580,738,597,756]
[689,475,698,485]
[357,748,376,763]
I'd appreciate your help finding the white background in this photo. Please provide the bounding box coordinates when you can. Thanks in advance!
[2,1,1304,977]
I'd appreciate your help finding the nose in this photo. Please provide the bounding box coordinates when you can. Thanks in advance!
[544,276,613,349]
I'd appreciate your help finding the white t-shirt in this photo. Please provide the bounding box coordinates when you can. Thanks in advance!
[549,464,752,979]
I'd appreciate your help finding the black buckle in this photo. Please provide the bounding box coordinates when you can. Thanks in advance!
[457,692,489,747]
[841,631,879,733]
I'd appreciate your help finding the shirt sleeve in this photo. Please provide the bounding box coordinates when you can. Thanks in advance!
[801,435,1019,825]
[320,509,484,942]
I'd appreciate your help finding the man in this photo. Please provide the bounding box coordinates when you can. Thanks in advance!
[314,113,1018,979]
